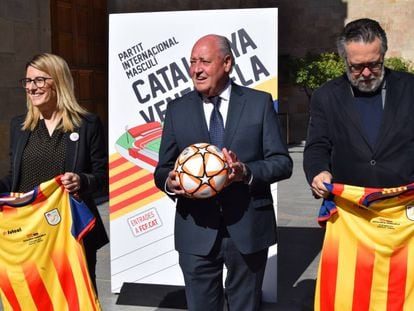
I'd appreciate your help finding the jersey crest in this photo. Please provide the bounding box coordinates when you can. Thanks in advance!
[45,208,61,225]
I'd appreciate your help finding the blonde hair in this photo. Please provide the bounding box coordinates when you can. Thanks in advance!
[22,53,87,132]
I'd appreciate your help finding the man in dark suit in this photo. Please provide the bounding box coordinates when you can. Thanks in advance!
[154,34,292,310]
[304,18,414,196]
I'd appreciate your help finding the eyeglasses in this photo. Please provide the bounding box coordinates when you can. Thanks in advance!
[20,77,52,88]
[347,61,384,74]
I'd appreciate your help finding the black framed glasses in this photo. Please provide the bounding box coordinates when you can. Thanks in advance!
[347,61,384,74]
[20,77,52,88]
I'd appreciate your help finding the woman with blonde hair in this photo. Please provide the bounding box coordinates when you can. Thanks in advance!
[0,53,109,292]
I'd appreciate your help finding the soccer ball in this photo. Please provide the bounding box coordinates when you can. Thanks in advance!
[174,143,229,199]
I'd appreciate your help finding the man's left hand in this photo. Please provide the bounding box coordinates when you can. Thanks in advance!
[222,148,249,184]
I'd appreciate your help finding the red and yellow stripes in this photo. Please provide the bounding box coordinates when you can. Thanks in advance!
[316,242,412,310]
[109,153,164,220]
[315,183,414,311]
[23,261,54,310]
[352,243,375,311]
[0,267,20,311]
[317,232,339,311]
[387,246,408,310]
[0,249,100,311]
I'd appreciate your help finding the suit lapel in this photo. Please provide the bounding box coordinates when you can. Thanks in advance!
[12,130,30,190]
[335,70,403,154]
[188,92,211,143]
[374,71,402,154]
[224,84,245,148]
[335,79,372,146]
[64,129,79,172]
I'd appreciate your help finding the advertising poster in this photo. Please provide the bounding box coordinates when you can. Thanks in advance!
[108,8,279,302]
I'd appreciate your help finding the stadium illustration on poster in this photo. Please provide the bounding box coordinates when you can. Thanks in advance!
[109,122,164,221]
[116,122,162,172]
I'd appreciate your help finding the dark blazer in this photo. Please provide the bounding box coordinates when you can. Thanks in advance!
[304,69,414,188]
[0,113,109,250]
[154,83,292,256]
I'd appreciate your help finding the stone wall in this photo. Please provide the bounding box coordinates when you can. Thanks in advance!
[0,0,51,177]
[346,0,414,61]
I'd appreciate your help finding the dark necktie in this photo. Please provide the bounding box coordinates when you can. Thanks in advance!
[209,96,224,148]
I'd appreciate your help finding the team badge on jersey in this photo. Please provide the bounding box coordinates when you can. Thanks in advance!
[45,208,61,225]
[406,204,414,221]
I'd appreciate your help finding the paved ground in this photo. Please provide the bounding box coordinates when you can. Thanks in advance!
[0,146,324,311]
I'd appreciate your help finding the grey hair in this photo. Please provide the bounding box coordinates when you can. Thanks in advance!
[216,35,235,70]
[337,18,388,59]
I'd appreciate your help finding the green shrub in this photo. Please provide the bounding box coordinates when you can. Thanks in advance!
[289,52,345,98]
[290,53,414,98]
[384,57,414,73]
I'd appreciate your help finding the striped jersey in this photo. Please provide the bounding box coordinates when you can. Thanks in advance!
[315,183,414,311]
[0,176,101,311]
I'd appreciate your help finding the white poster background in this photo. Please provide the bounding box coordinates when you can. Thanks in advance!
[108,8,279,302]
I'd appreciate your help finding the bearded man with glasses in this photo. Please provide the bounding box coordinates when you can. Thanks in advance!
[304,16,414,197]
[304,18,414,309]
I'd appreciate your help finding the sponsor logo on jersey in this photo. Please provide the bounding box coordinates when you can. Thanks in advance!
[2,227,22,235]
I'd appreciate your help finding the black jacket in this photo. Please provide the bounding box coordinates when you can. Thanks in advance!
[304,69,414,188]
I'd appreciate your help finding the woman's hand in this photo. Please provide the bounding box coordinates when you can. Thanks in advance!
[61,172,81,193]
